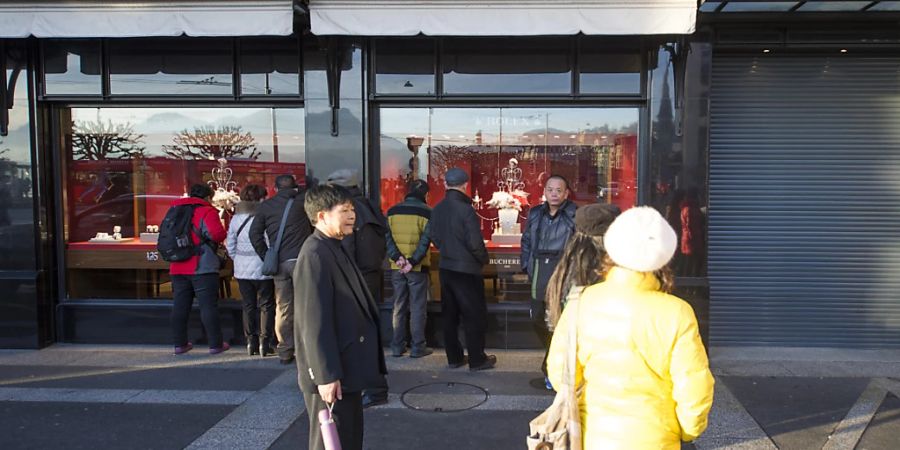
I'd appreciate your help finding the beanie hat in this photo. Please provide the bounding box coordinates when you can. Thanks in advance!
[326,169,360,188]
[444,167,469,186]
[574,203,621,237]
[603,206,677,273]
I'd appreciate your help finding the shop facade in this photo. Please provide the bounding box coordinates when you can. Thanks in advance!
[4,1,897,350]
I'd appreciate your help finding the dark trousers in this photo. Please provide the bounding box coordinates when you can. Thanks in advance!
[237,279,275,346]
[303,391,364,450]
[273,259,296,359]
[530,255,559,376]
[439,269,488,367]
[171,273,223,348]
[360,269,388,401]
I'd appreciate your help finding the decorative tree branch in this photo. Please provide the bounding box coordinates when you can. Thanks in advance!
[71,119,147,160]
[162,125,260,160]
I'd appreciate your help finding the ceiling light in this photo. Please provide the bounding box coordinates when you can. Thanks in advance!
[763,49,770,53]
[840,49,848,53]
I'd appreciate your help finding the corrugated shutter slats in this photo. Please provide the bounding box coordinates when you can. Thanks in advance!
[709,55,900,348]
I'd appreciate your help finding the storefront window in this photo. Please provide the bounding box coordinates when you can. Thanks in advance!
[380,107,638,302]
[42,40,102,96]
[108,38,233,95]
[375,38,435,95]
[63,107,305,299]
[240,37,301,96]
[579,43,642,94]
[0,43,36,271]
[442,38,572,95]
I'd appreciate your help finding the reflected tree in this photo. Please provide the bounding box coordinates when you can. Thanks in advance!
[163,125,260,160]
[72,119,147,160]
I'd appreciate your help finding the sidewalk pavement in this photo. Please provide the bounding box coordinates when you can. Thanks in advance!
[0,345,897,449]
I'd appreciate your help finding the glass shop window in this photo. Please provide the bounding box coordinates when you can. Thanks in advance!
[108,38,233,95]
[42,40,102,95]
[579,47,642,95]
[240,37,301,96]
[442,38,572,95]
[375,38,436,95]
[62,107,305,300]
[379,107,639,303]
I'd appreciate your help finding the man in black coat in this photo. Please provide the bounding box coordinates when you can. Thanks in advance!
[326,169,390,408]
[428,167,496,371]
[293,184,387,450]
[520,175,576,379]
[249,175,312,364]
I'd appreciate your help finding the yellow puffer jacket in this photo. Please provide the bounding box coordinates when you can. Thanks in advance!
[547,267,714,450]
[386,196,431,271]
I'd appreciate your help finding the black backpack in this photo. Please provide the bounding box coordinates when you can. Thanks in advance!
[157,204,202,262]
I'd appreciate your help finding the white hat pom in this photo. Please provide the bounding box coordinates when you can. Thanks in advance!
[603,206,677,273]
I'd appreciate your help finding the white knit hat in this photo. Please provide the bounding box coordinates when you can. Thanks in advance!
[603,206,677,273]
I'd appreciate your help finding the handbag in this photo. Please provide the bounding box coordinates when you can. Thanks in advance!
[526,298,583,450]
[261,198,294,276]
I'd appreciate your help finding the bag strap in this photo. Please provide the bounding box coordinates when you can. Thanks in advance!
[271,198,294,253]
[235,214,254,238]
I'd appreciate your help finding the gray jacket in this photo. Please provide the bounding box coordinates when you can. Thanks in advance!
[226,202,271,281]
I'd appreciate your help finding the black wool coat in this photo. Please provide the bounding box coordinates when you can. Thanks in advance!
[292,230,387,394]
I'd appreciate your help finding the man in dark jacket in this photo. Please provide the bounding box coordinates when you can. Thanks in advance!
[428,168,496,371]
[327,169,390,408]
[520,175,576,377]
[169,184,229,355]
[293,184,387,450]
[249,175,312,364]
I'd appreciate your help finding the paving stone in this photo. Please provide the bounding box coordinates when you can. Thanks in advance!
[855,393,900,450]
[0,365,283,391]
[0,401,233,450]
[721,376,870,450]
[269,408,539,450]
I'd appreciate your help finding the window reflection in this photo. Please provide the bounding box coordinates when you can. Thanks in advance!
[42,40,102,95]
[442,38,572,94]
[579,46,642,94]
[64,107,305,299]
[379,107,638,303]
[240,37,301,96]
[375,38,435,95]
[109,38,233,95]
[0,44,36,271]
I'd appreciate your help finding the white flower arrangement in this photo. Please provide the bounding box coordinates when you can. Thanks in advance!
[211,189,240,212]
[486,190,529,211]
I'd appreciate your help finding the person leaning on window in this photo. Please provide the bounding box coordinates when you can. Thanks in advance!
[226,184,275,357]
[546,207,714,449]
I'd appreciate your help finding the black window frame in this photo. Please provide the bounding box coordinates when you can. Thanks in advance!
[38,36,304,103]
[370,36,649,101]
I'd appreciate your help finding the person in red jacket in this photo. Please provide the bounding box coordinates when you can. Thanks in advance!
[170,184,229,355]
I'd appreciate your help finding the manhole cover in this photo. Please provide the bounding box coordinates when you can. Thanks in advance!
[401,382,489,412]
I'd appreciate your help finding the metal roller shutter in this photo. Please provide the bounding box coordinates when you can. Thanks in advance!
[709,54,900,348]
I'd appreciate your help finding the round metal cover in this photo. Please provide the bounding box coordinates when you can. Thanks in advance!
[401,382,489,412]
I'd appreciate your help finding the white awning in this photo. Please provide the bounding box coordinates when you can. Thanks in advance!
[0,1,294,38]
[309,0,698,36]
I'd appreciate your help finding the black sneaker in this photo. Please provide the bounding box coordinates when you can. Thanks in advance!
[279,355,295,365]
[410,348,434,358]
[362,394,388,409]
[391,347,407,357]
[469,354,497,372]
[448,355,468,369]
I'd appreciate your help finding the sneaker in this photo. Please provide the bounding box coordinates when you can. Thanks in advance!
[410,348,434,358]
[448,355,468,369]
[361,394,389,409]
[391,347,407,357]
[174,342,193,355]
[469,354,497,372]
[279,355,295,365]
[209,342,231,355]
[544,377,554,391]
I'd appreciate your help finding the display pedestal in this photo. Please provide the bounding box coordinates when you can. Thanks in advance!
[490,234,522,245]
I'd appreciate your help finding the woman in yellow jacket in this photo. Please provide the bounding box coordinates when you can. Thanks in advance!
[546,206,714,449]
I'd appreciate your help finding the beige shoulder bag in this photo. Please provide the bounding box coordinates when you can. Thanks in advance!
[526,298,583,450]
